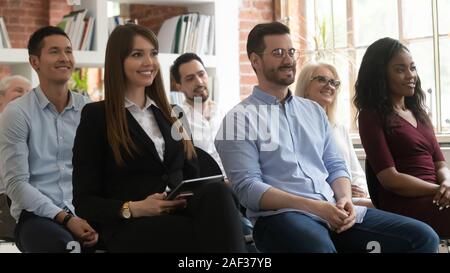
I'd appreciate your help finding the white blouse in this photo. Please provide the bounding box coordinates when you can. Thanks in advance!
[125,96,165,161]
[181,100,225,173]
[332,123,369,196]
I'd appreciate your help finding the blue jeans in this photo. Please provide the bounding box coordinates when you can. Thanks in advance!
[253,208,439,253]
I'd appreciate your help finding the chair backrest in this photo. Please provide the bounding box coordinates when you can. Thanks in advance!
[195,147,223,177]
[365,160,380,208]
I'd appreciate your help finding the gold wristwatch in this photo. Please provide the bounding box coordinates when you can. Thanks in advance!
[121,201,132,219]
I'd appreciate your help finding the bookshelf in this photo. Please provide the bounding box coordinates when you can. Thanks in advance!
[0,0,240,112]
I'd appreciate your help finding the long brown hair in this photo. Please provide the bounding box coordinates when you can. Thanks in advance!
[104,24,195,165]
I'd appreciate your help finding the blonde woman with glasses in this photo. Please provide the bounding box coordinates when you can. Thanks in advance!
[296,62,373,208]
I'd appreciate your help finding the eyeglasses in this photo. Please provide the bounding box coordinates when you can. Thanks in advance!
[260,48,300,60]
[311,75,341,88]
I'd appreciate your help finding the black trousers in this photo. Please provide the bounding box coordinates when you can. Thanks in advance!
[106,182,247,253]
[15,210,76,253]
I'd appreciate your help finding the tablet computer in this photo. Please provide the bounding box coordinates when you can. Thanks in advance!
[166,174,224,200]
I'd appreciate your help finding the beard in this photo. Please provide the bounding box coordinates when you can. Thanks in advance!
[263,65,296,86]
[187,86,209,103]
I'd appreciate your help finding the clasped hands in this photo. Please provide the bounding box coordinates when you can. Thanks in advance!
[433,180,450,211]
[316,198,356,234]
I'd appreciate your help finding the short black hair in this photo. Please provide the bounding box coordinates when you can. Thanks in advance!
[246,21,290,59]
[28,26,70,56]
[170,52,205,84]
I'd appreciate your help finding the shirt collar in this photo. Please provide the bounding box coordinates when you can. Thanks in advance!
[34,85,78,111]
[125,96,158,111]
[252,86,293,105]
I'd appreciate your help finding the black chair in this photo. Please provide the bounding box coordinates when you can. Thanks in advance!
[365,160,381,208]
[0,195,15,243]
[194,147,257,252]
[195,147,223,177]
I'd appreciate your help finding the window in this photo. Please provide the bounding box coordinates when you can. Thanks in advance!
[296,0,450,134]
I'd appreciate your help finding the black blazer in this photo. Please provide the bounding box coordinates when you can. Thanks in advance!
[72,101,198,236]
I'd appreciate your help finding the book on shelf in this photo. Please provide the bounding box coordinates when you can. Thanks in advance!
[182,13,195,53]
[56,9,95,51]
[207,15,215,55]
[72,9,88,50]
[157,13,214,55]
[79,17,95,51]
[0,17,11,48]
[157,16,179,54]
[108,16,139,35]
[177,14,188,53]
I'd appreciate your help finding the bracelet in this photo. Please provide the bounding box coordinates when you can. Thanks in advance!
[62,213,73,227]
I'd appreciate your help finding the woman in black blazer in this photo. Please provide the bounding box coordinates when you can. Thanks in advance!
[72,24,246,252]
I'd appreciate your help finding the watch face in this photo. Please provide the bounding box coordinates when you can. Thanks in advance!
[122,208,131,219]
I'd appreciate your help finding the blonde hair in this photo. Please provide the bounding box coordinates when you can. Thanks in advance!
[0,75,31,96]
[295,62,340,126]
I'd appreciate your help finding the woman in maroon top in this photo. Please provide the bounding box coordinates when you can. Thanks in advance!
[354,37,450,237]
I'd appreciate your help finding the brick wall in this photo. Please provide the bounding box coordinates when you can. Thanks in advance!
[128,4,188,34]
[0,0,72,78]
[49,0,73,27]
[0,0,70,48]
[239,0,274,100]
[0,0,284,101]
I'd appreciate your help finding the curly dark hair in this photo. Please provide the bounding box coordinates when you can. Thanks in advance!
[353,37,431,131]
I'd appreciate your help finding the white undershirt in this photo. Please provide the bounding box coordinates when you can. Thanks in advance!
[332,123,368,195]
[181,100,225,173]
[125,96,165,161]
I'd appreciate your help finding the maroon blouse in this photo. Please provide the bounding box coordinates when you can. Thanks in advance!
[358,109,444,183]
[358,109,450,237]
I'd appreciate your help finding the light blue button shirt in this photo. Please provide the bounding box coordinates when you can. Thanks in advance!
[0,86,88,221]
[215,86,366,225]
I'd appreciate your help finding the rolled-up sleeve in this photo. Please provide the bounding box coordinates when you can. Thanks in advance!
[214,111,271,211]
[0,105,61,220]
[321,112,350,184]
